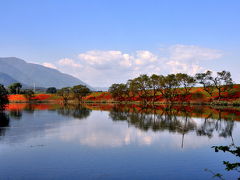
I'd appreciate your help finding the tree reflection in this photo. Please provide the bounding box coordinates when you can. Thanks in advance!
[9,110,22,119]
[0,104,92,139]
[108,104,236,148]
[57,104,92,120]
[0,111,10,136]
[196,112,234,139]
[24,104,35,113]
[110,105,196,133]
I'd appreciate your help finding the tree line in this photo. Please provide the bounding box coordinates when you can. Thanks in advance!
[0,82,91,106]
[108,70,234,104]
[46,85,91,104]
[0,82,37,107]
[57,85,91,104]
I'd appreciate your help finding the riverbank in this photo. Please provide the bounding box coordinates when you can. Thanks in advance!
[7,84,240,107]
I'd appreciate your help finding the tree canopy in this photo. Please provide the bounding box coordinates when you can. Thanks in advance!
[108,70,235,103]
[8,82,22,94]
[0,84,9,110]
[72,85,91,103]
[46,87,57,94]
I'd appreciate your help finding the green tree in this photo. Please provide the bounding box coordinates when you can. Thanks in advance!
[8,82,22,94]
[176,73,196,101]
[210,70,233,100]
[127,79,138,99]
[108,84,120,100]
[195,71,215,99]
[46,87,57,94]
[72,85,91,103]
[108,83,127,101]
[57,87,71,104]
[196,70,234,100]
[133,74,151,104]
[158,74,180,102]
[0,84,9,110]
[149,74,162,104]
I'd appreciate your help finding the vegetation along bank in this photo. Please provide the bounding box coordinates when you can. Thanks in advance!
[0,70,240,107]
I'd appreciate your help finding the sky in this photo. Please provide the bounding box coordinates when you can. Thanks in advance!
[0,0,240,87]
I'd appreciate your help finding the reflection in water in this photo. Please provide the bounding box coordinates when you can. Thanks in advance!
[0,103,239,179]
[57,104,92,120]
[1,104,238,143]
[108,105,235,148]
[0,104,92,141]
[0,112,9,136]
[211,143,240,179]
[24,104,36,114]
[110,105,197,133]
[197,118,234,138]
[9,109,22,119]
[1,104,237,143]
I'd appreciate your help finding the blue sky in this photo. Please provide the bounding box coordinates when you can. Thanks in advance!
[0,0,239,86]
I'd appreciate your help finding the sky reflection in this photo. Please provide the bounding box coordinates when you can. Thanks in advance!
[0,104,239,179]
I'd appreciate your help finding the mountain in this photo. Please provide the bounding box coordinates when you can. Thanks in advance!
[0,72,19,86]
[0,57,91,89]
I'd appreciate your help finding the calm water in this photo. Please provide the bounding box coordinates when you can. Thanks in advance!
[0,103,239,179]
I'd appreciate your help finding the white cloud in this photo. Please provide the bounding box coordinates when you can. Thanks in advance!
[165,45,222,75]
[58,58,82,68]
[135,50,157,65]
[45,45,223,87]
[168,44,222,62]
[42,62,57,69]
[166,60,204,75]
[78,50,134,69]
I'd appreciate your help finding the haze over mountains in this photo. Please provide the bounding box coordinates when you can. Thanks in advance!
[0,57,91,89]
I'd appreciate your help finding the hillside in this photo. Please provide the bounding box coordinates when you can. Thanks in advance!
[0,57,91,89]
[83,85,240,105]
[0,72,19,86]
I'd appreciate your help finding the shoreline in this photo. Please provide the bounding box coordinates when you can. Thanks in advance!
[8,99,240,107]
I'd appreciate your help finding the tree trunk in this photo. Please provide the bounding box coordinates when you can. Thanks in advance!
[218,88,221,101]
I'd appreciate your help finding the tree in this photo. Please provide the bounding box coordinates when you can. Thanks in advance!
[108,84,120,100]
[108,83,127,101]
[46,87,57,94]
[176,73,196,101]
[196,70,234,101]
[133,74,151,104]
[72,85,91,103]
[158,74,180,102]
[0,84,9,110]
[210,70,233,100]
[8,82,22,94]
[57,87,71,104]
[195,71,215,99]
[210,143,240,179]
[22,89,35,101]
[127,79,138,99]
[149,74,162,104]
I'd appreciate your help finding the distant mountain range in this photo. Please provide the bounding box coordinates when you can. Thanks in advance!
[0,72,20,86]
[0,57,91,89]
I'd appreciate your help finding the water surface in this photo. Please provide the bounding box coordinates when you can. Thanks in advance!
[0,103,239,179]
